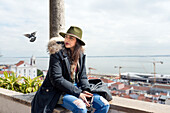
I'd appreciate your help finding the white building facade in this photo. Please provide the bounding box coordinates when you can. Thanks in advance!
[1,56,37,79]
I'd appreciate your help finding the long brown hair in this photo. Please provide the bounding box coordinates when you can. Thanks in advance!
[65,40,83,65]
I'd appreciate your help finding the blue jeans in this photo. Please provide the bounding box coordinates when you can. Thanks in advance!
[59,93,110,113]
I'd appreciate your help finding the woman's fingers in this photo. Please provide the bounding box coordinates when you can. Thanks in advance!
[84,93,92,107]
[79,93,91,107]
[83,91,93,96]
[83,96,90,107]
[85,94,92,98]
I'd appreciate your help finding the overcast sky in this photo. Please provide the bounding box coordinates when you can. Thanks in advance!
[0,0,170,57]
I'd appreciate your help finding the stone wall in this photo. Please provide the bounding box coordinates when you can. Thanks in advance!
[0,88,170,113]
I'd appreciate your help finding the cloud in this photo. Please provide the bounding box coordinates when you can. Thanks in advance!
[65,0,170,55]
[0,0,49,57]
[1,0,170,57]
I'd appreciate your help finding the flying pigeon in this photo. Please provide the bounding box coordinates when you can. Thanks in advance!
[24,31,37,42]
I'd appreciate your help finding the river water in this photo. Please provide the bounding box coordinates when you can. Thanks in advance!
[0,56,170,75]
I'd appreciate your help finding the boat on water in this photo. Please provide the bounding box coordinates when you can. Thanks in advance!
[121,72,170,83]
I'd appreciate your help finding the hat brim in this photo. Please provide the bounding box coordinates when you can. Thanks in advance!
[59,32,85,46]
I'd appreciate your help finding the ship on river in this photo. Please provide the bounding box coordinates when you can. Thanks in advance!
[121,72,170,84]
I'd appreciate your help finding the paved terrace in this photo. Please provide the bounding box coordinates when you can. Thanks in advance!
[0,88,170,113]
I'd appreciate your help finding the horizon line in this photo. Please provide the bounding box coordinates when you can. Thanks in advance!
[1,54,170,58]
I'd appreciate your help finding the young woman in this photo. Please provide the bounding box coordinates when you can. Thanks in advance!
[31,26,110,113]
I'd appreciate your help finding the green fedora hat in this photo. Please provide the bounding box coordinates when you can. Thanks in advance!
[59,26,85,46]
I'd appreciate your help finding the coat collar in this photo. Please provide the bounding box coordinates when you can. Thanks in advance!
[48,40,86,79]
[62,51,85,79]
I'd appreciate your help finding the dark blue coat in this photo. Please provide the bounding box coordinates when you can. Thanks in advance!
[31,48,90,113]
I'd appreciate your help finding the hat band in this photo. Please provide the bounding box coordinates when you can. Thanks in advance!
[66,33,81,40]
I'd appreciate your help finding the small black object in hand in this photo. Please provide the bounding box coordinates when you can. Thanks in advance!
[87,96,94,113]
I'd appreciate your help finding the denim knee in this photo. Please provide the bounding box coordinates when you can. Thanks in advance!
[100,96,110,112]
[102,104,110,112]
[93,95,110,113]
[73,107,87,113]
[72,99,87,113]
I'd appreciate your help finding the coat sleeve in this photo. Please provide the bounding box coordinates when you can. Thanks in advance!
[49,54,82,98]
[79,56,91,92]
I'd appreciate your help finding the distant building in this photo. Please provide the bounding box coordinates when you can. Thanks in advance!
[119,87,130,95]
[125,85,150,94]
[100,78,115,86]
[0,56,37,79]
[111,82,125,90]
[151,84,170,93]
[130,93,139,99]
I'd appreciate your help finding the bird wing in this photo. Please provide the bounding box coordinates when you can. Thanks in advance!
[31,31,36,36]
[24,34,31,38]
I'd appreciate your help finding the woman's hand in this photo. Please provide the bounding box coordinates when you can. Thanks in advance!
[79,92,93,107]
[83,91,93,96]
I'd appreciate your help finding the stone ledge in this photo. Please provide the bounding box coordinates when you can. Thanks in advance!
[110,96,170,113]
[0,88,34,107]
[1,88,170,113]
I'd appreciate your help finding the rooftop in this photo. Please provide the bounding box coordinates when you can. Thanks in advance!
[15,61,25,66]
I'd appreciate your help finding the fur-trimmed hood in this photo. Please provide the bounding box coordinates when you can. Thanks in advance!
[47,40,63,54]
[47,38,85,55]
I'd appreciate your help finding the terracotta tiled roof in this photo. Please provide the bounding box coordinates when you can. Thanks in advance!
[101,78,114,83]
[160,92,167,96]
[112,82,123,86]
[120,92,125,95]
[144,98,152,102]
[140,94,145,96]
[111,90,121,94]
[15,61,25,66]
[108,86,111,89]
[120,87,130,91]
[152,95,160,97]
[123,95,132,99]
[0,71,13,74]
[153,100,158,103]
[88,77,99,80]
[138,95,145,100]
[126,85,150,91]
[153,85,170,90]
[114,77,120,79]
[2,67,9,69]
[111,91,117,94]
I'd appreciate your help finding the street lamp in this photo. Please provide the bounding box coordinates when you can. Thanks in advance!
[114,66,122,79]
[153,61,163,84]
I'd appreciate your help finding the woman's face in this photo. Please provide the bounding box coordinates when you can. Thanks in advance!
[64,35,77,50]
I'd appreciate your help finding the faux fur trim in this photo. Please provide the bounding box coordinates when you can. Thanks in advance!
[47,38,85,54]
[47,40,63,54]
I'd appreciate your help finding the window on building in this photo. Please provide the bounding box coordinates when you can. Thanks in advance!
[24,69,26,76]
